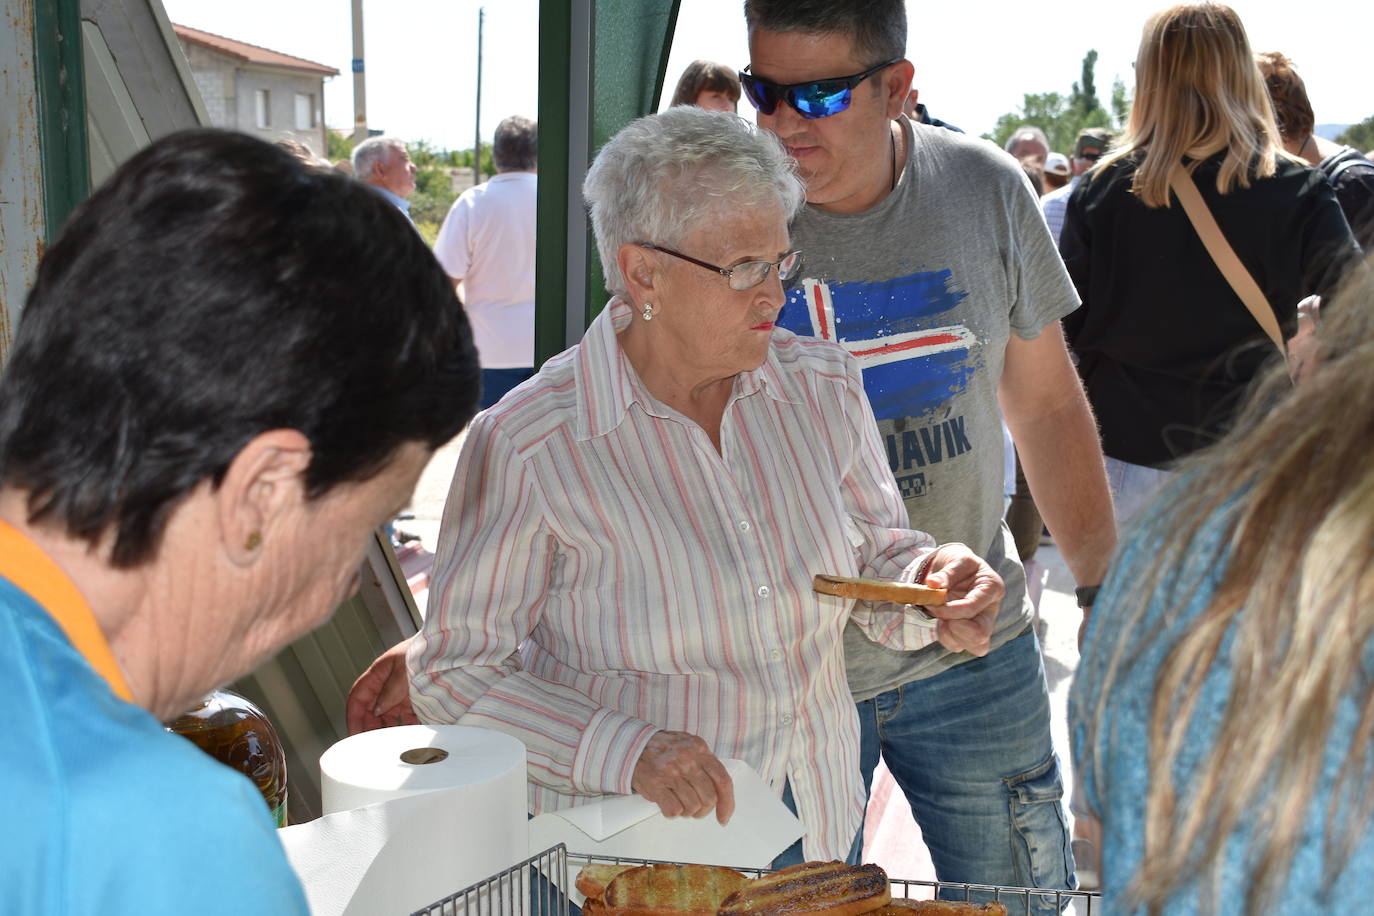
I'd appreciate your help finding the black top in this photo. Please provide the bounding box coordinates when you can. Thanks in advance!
[911,103,963,134]
[1061,151,1358,467]
[1319,146,1374,252]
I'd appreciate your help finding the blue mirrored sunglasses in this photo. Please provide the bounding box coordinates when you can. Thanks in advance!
[738,59,900,119]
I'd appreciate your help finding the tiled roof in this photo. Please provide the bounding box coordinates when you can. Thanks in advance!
[173,24,340,77]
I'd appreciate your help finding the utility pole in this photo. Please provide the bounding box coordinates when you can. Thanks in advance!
[351,0,368,143]
[474,7,484,187]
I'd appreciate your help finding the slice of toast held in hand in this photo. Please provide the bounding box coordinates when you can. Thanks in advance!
[577,864,640,903]
[601,863,750,916]
[812,575,947,606]
[718,861,891,916]
[872,901,1007,916]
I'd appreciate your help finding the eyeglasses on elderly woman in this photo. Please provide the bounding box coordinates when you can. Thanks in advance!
[638,243,802,291]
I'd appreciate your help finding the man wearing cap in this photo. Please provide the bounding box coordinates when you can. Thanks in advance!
[1043,153,1072,193]
[743,0,1115,908]
[1042,128,1113,245]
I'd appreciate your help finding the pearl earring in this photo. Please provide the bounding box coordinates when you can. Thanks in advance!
[642,301,654,321]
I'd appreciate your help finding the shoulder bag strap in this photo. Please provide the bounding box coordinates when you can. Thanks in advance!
[1327,156,1374,182]
[1168,165,1285,353]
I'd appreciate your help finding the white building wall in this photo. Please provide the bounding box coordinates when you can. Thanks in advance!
[177,44,331,158]
[181,44,236,128]
[232,66,329,157]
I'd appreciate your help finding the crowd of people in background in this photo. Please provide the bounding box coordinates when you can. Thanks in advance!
[7,2,1374,915]
[333,2,1374,913]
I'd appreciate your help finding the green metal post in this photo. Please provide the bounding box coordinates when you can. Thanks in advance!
[33,0,89,241]
[534,0,577,367]
[535,0,682,366]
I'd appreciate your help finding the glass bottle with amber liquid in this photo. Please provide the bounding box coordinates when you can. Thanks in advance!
[166,688,289,827]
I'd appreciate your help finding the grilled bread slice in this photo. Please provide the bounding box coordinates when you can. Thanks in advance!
[600,863,750,916]
[577,864,640,903]
[871,902,1007,916]
[718,861,891,916]
[811,575,947,606]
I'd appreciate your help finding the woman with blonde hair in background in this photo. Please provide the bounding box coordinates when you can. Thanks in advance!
[1059,2,1359,528]
[1071,244,1374,913]
[669,59,741,111]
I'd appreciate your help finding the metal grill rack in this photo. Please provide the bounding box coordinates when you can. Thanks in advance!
[413,845,1100,916]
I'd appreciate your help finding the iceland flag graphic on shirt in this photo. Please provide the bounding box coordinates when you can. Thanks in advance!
[778,269,979,423]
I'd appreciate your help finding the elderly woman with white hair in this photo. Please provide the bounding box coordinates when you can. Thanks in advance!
[350,106,1004,866]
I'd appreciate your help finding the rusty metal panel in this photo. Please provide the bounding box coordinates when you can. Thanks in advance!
[0,0,46,365]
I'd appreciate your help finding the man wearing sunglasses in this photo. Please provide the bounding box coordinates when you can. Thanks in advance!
[1042,128,1115,246]
[743,1,1116,910]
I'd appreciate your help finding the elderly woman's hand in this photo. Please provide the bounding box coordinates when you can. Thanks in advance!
[924,543,1005,657]
[346,638,420,734]
[632,731,736,825]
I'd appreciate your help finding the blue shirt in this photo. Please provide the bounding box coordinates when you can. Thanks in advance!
[1039,175,1077,246]
[1070,490,1374,914]
[0,541,309,914]
[370,184,414,222]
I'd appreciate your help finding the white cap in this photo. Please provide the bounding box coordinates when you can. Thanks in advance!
[1045,152,1070,176]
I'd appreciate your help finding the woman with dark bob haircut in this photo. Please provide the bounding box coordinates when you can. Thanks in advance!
[669,59,741,111]
[0,129,479,913]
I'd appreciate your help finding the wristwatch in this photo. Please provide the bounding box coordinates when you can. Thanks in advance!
[1075,585,1101,608]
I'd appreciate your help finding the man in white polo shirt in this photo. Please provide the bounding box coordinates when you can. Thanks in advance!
[434,116,538,409]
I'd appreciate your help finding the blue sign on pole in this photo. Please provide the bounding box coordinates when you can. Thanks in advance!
[352,59,364,73]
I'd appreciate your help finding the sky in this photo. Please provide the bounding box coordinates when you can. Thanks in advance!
[161,0,1374,155]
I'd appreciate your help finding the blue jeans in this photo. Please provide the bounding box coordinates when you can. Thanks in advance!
[480,367,535,410]
[1104,456,1173,532]
[857,628,1073,915]
[769,780,863,870]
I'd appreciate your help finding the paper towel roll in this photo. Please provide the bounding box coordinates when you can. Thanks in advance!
[320,723,525,815]
[286,724,527,916]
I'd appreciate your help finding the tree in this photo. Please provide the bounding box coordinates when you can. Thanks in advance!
[987,50,1124,153]
[407,139,462,234]
[452,143,495,177]
[1336,115,1374,152]
[1111,78,1132,130]
[326,131,354,164]
[1070,50,1100,117]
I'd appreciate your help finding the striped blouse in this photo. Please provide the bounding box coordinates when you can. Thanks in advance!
[411,298,938,860]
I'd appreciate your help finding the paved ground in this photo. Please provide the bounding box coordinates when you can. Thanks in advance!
[401,441,1088,900]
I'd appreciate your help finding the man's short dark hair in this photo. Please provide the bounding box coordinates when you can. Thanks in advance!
[492,116,538,172]
[743,0,906,66]
[0,129,480,567]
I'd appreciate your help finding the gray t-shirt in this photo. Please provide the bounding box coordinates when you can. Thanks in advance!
[777,118,1080,700]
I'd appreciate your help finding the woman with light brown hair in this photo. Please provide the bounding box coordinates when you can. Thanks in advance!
[1070,244,1374,913]
[1256,51,1374,251]
[669,59,741,111]
[1059,2,1359,528]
